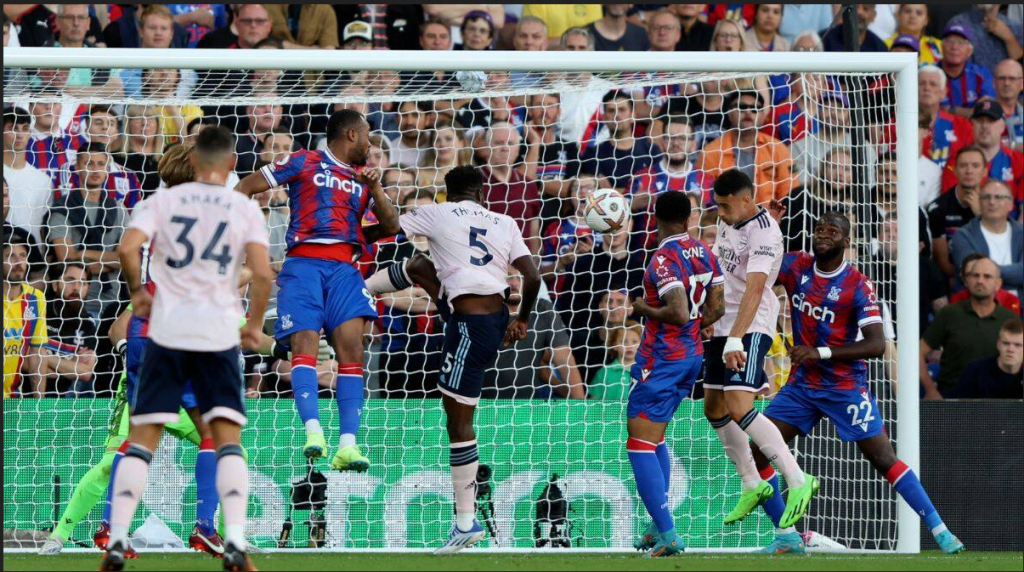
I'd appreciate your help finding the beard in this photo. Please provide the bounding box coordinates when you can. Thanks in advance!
[814,242,845,261]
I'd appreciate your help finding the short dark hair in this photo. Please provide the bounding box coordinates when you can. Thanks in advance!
[75,142,108,160]
[655,191,692,224]
[419,18,449,37]
[960,252,990,278]
[88,104,114,118]
[47,261,90,283]
[325,109,365,145]
[1002,317,1024,337]
[712,169,754,197]
[955,145,986,165]
[260,127,294,147]
[724,89,764,111]
[445,165,486,201]
[194,125,235,155]
[3,107,31,129]
[602,89,632,107]
[816,210,852,239]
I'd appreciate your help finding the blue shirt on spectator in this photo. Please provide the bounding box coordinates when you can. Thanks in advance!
[580,138,662,190]
[821,27,889,53]
[166,5,228,48]
[779,4,835,43]
[944,63,996,109]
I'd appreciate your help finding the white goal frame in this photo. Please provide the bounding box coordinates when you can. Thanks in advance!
[3,48,921,554]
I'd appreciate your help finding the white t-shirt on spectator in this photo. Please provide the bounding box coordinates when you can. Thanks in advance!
[869,5,898,40]
[127,182,269,352]
[389,136,425,169]
[981,224,1013,266]
[918,156,942,208]
[557,76,613,145]
[4,162,53,243]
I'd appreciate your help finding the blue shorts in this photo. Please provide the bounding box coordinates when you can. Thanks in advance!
[628,355,703,422]
[438,308,509,406]
[132,342,247,427]
[765,383,885,442]
[275,257,378,348]
[704,334,773,393]
[126,337,197,411]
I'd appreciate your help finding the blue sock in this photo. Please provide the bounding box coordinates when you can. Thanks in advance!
[655,441,671,497]
[761,467,788,530]
[887,461,945,536]
[102,445,126,524]
[291,355,321,428]
[194,438,218,536]
[628,438,674,534]
[336,364,364,439]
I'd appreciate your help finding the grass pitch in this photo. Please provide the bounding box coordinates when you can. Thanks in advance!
[3,552,1021,571]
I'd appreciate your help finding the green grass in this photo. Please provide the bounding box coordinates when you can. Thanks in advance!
[3,552,1021,571]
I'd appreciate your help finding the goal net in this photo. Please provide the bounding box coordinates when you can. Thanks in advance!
[2,49,919,553]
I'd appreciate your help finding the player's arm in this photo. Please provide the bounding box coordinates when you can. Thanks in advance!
[507,255,542,346]
[789,323,886,367]
[360,169,402,244]
[117,227,153,317]
[633,287,691,326]
[701,284,726,328]
[241,242,273,351]
[236,170,273,198]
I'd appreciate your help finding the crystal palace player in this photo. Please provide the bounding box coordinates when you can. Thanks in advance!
[751,212,964,556]
[363,166,541,554]
[101,126,272,572]
[628,192,725,557]
[237,110,400,471]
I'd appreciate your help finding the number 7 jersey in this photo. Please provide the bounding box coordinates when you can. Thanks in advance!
[127,182,269,352]
[638,233,723,364]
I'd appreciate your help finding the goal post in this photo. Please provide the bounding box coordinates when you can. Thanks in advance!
[3,48,919,553]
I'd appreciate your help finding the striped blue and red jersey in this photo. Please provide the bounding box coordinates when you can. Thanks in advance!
[765,101,816,145]
[54,168,144,211]
[777,253,883,391]
[637,233,723,366]
[630,161,712,250]
[27,132,81,186]
[941,146,1023,213]
[259,149,372,264]
[943,63,995,109]
[922,110,973,169]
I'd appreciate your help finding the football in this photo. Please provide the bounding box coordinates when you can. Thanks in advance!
[583,189,630,233]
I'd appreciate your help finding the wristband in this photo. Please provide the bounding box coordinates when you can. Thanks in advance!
[723,337,745,363]
[114,339,128,359]
[817,347,832,360]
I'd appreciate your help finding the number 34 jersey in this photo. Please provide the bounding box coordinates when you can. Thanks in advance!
[398,200,531,304]
[127,182,269,352]
[638,233,723,364]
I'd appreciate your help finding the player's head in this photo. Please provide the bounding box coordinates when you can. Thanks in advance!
[326,109,371,166]
[712,168,757,225]
[190,125,236,176]
[812,211,852,261]
[654,191,692,239]
[158,143,195,187]
[445,165,486,204]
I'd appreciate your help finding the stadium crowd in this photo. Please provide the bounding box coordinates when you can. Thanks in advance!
[3,4,1023,403]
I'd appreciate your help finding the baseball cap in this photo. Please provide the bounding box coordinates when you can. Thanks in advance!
[942,23,973,43]
[971,99,1003,121]
[890,33,919,52]
[463,9,495,30]
[343,21,373,45]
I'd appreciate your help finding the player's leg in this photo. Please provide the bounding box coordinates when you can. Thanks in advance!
[704,337,771,524]
[750,395,810,555]
[724,334,816,528]
[328,317,370,472]
[41,446,118,555]
[365,254,449,321]
[182,401,224,556]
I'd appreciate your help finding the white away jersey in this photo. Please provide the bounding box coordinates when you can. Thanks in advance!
[127,182,269,352]
[712,208,783,338]
[399,200,531,303]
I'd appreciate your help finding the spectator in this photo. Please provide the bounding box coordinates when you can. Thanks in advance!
[919,65,974,171]
[332,5,426,51]
[697,90,796,204]
[670,4,713,52]
[235,101,284,176]
[746,4,790,52]
[455,10,497,50]
[663,79,732,151]
[259,129,296,166]
[885,4,943,64]
[4,107,53,245]
[709,17,749,52]
[697,208,721,247]
[196,4,273,97]
[25,99,78,188]
[765,71,830,145]
[822,4,889,53]
[948,252,1023,315]
[590,320,643,400]
[479,122,541,253]
[418,122,472,199]
[39,5,115,94]
[41,262,98,395]
[948,5,1024,72]
[381,169,417,207]
[367,133,392,171]
[166,4,227,47]
[928,146,985,278]
[139,69,204,146]
[419,18,452,50]
[522,93,581,216]
[921,256,1018,398]
[951,180,1024,294]
[265,4,338,50]
[511,16,548,89]
[790,90,853,177]
[792,30,823,53]
[993,59,1023,151]
[915,110,946,208]
[943,101,1024,207]
[587,4,648,52]
[646,9,681,53]
[954,317,1024,399]
[3,177,44,283]
[940,24,996,118]
[778,4,834,44]
[522,3,601,49]
[119,6,198,99]
[580,90,662,192]
[340,20,374,50]
[46,143,126,320]
[397,19,455,95]
[569,286,637,385]
[540,174,603,282]
[103,4,187,49]
[423,5,504,41]
[6,4,56,47]
[390,101,434,169]
[868,4,898,39]
[112,105,163,192]
[2,239,48,398]
[484,271,585,400]
[889,32,921,56]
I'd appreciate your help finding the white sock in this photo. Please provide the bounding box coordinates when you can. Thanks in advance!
[450,439,479,531]
[743,412,806,488]
[339,433,356,448]
[109,447,152,546]
[778,526,798,535]
[215,447,249,548]
[714,421,761,490]
[305,419,323,434]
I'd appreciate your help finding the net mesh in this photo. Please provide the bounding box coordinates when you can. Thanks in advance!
[3,62,901,551]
